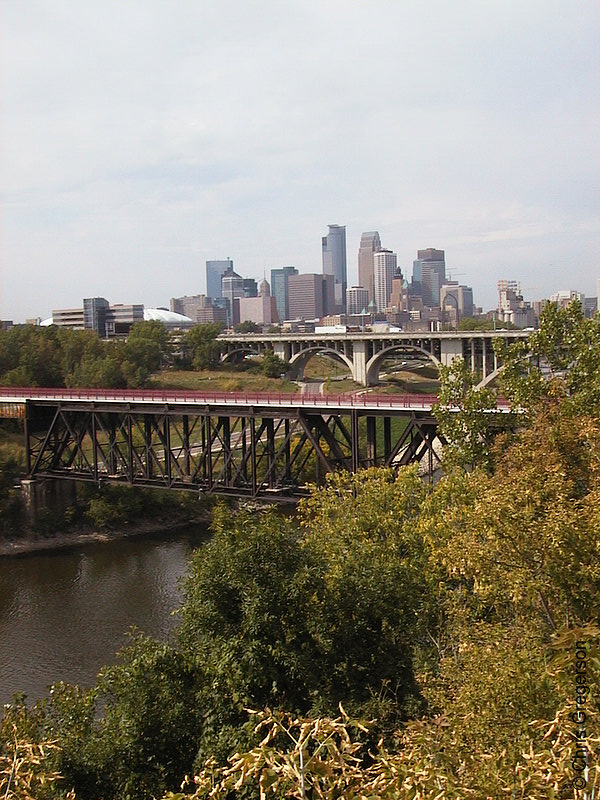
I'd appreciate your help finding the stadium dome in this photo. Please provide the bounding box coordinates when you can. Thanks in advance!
[144,308,194,330]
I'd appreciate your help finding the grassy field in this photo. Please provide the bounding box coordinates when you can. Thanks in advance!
[322,378,362,395]
[148,368,299,394]
[303,355,352,380]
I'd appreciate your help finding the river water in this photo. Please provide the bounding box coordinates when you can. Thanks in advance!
[0,526,209,707]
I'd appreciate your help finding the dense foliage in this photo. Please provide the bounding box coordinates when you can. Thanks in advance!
[0,321,227,389]
[1,302,599,798]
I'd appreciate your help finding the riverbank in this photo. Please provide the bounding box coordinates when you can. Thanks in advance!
[0,514,212,557]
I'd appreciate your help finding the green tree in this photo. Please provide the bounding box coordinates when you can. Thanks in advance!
[260,350,287,378]
[40,635,202,800]
[433,357,500,470]
[234,320,261,333]
[180,323,224,370]
[127,320,172,367]
[496,299,600,418]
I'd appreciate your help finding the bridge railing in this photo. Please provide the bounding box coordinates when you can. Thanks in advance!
[0,386,511,411]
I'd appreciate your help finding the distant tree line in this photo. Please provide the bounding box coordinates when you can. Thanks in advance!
[0,320,287,388]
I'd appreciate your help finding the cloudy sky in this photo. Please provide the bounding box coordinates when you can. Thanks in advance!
[1,0,599,321]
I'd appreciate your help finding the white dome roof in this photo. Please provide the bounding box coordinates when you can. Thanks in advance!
[144,308,193,325]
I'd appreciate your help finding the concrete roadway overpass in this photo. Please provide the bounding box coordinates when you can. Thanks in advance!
[218,329,531,387]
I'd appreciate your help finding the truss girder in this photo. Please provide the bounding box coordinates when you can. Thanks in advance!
[25,400,444,499]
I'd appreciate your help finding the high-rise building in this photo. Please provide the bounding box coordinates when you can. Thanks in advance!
[237,278,279,326]
[412,248,446,307]
[373,250,397,311]
[206,259,234,300]
[346,286,370,315]
[322,225,347,312]
[221,267,245,326]
[271,266,298,321]
[357,231,381,305]
[440,282,474,324]
[288,273,335,320]
[243,278,258,298]
[388,268,408,312]
[170,294,212,320]
[497,280,536,328]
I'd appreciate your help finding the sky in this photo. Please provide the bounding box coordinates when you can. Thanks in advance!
[1,0,599,322]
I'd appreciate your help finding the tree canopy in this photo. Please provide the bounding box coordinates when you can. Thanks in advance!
[2,301,600,798]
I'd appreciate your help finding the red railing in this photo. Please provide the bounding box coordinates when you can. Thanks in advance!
[0,386,441,409]
[0,386,512,411]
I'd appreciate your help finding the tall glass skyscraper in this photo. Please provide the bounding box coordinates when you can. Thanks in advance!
[321,225,347,312]
[206,259,234,300]
[412,248,445,307]
[270,266,298,322]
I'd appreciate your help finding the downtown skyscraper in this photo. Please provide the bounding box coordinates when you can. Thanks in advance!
[357,231,381,306]
[322,225,347,312]
[373,249,398,312]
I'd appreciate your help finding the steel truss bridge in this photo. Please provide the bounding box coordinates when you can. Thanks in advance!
[0,388,484,500]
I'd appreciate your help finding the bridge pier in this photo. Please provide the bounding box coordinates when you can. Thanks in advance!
[352,341,368,384]
[440,338,464,366]
[21,477,77,528]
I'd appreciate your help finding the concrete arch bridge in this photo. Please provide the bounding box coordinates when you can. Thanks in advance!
[218,330,530,387]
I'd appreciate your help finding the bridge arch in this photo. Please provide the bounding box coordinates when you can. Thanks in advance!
[365,344,440,386]
[220,345,267,364]
[288,347,354,381]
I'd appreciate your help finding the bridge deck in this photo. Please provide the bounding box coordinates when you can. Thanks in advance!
[0,387,511,414]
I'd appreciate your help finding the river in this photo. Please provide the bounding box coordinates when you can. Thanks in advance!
[0,525,209,707]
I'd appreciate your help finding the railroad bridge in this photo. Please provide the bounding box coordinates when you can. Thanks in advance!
[218,329,530,387]
[1,388,459,507]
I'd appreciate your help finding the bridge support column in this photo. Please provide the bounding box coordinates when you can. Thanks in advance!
[21,478,77,528]
[352,341,368,385]
[273,341,288,361]
[440,338,464,366]
[482,339,488,380]
[366,416,376,466]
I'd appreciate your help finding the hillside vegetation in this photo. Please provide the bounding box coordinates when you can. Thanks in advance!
[1,302,599,798]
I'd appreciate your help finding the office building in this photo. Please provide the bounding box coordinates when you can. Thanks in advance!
[548,289,585,308]
[170,294,212,320]
[221,267,246,325]
[373,250,397,312]
[322,224,347,311]
[105,304,144,337]
[206,259,234,300]
[51,298,143,337]
[83,297,110,338]
[271,266,298,321]
[52,307,86,329]
[288,273,335,320]
[388,268,408,312]
[412,248,446,307]
[237,278,279,326]
[346,286,369,315]
[440,282,474,325]
[357,231,381,305]
[497,280,536,328]
[196,305,228,325]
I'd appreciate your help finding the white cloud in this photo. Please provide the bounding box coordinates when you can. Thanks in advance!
[1,0,599,319]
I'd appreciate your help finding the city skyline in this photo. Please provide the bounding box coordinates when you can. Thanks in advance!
[1,1,599,321]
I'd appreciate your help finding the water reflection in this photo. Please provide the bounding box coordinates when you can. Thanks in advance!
[0,526,208,706]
